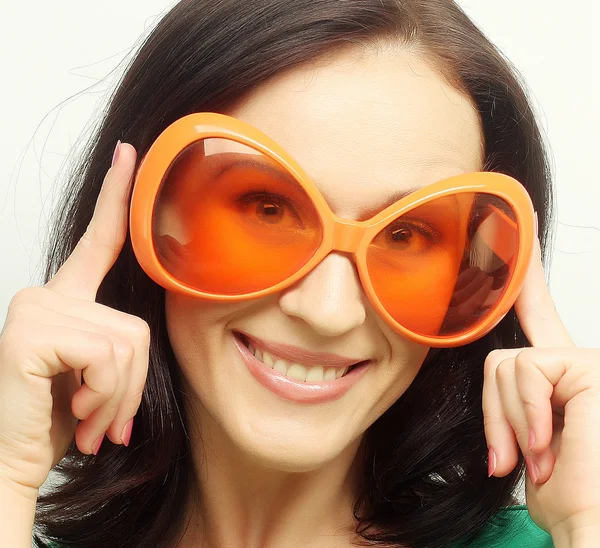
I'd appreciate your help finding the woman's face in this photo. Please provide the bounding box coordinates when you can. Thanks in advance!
[165,44,484,471]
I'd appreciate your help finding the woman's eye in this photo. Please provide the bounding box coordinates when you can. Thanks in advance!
[255,198,284,223]
[384,220,438,252]
[389,226,413,248]
[237,192,301,226]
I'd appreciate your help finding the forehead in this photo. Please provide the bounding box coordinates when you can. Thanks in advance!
[227,45,484,218]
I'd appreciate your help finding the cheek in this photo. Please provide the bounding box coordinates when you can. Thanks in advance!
[163,295,242,429]
[165,291,249,331]
[391,344,430,393]
[163,292,280,397]
[163,292,243,375]
[367,338,431,419]
[164,296,211,382]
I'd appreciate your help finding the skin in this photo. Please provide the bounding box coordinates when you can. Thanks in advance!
[166,43,484,547]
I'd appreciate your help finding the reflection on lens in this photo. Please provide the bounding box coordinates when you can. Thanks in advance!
[366,192,518,338]
[152,138,323,295]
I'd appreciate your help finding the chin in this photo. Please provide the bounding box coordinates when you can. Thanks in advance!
[230,417,361,473]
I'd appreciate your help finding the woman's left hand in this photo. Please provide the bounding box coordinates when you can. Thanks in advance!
[482,234,600,544]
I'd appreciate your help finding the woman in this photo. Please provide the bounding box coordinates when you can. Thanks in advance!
[1,1,598,547]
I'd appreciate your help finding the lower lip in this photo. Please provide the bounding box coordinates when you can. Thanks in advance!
[232,333,371,404]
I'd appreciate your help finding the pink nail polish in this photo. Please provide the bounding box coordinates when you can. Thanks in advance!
[120,418,134,447]
[526,456,539,484]
[111,140,122,168]
[487,446,497,477]
[92,434,105,456]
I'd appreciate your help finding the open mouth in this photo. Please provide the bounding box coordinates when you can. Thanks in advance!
[235,331,367,382]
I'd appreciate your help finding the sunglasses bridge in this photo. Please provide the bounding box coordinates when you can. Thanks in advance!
[332,218,365,254]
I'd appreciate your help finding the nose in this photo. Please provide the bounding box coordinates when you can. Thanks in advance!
[278,253,367,337]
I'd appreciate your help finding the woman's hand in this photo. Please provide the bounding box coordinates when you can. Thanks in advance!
[483,233,600,544]
[0,142,149,501]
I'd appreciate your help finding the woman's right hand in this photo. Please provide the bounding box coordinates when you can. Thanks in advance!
[0,142,150,501]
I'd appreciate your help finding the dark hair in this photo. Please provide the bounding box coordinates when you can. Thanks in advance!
[35,1,553,547]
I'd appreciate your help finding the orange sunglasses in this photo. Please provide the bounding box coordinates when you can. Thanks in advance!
[130,112,535,347]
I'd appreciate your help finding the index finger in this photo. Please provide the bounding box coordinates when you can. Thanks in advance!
[513,232,574,347]
[46,143,137,301]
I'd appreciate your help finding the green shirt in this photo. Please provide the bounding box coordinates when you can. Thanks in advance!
[47,505,553,547]
[458,505,554,547]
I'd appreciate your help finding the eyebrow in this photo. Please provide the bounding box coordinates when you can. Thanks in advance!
[355,187,420,220]
[212,155,421,220]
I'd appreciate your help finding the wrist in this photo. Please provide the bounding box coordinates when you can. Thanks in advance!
[572,530,600,548]
[0,478,38,547]
[0,469,40,502]
[553,528,600,548]
[551,512,600,548]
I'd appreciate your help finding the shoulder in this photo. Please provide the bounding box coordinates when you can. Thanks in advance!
[467,504,554,547]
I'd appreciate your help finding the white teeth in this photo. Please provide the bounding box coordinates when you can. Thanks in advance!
[323,367,337,381]
[305,366,324,382]
[262,351,274,367]
[287,364,307,382]
[248,341,350,382]
[273,359,288,375]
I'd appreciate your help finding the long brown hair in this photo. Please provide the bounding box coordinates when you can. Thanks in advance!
[35,1,552,547]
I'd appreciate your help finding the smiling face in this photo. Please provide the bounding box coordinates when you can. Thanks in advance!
[164,43,484,471]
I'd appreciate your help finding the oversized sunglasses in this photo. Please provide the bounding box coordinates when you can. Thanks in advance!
[130,113,535,347]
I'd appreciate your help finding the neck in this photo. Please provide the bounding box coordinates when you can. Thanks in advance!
[179,405,366,548]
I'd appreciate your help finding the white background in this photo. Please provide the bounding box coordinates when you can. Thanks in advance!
[1,1,599,347]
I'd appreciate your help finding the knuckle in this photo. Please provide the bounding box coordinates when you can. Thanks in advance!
[521,396,541,415]
[91,334,116,360]
[130,383,146,402]
[495,357,514,380]
[483,414,497,430]
[112,338,135,363]
[485,349,508,372]
[103,370,119,399]
[83,358,118,399]
[8,287,44,312]
[482,405,504,425]
[100,398,122,423]
[9,288,32,308]
[126,389,145,413]
[483,419,503,444]
[128,316,151,346]
[514,348,535,369]
[514,425,529,443]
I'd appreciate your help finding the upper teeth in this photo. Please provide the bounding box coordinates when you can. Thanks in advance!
[248,343,349,382]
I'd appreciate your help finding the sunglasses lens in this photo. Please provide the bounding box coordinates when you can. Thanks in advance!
[152,138,323,295]
[366,192,519,338]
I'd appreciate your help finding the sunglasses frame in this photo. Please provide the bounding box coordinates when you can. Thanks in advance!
[130,112,535,347]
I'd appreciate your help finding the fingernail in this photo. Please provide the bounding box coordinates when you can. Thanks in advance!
[120,418,134,447]
[92,433,105,456]
[534,211,539,238]
[111,140,122,168]
[487,446,497,477]
[528,428,536,451]
[526,456,539,484]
